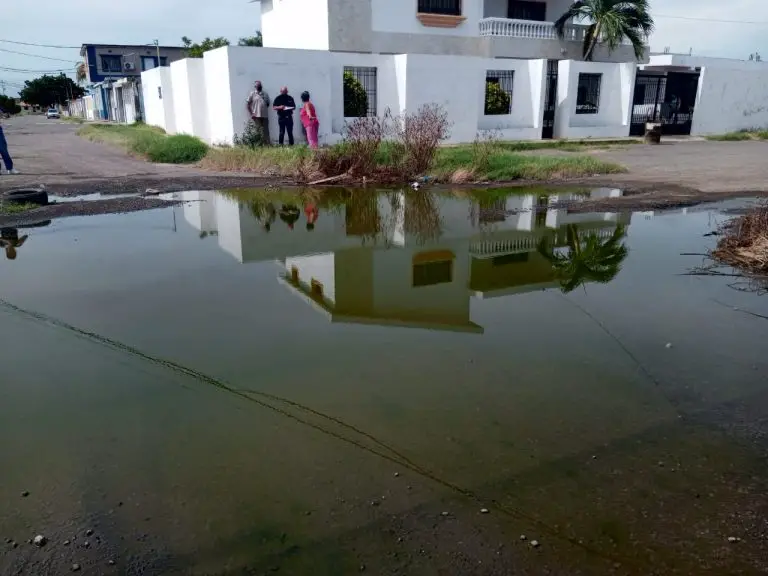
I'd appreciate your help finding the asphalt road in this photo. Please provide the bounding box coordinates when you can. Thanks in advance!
[0,115,267,196]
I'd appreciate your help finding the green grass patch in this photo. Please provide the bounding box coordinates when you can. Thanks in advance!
[0,201,38,215]
[200,145,311,174]
[78,123,627,181]
[433,146,625,181]
[493,138,640,152]
[706,129,768,141]
[78,123,207,164]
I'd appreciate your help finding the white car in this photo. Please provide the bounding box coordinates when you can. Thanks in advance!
[46,108,60,119]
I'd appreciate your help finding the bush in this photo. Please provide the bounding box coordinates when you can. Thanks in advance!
[0,95,21,115]
[343,72,368,118]
[144,134,208,163]
[394,104,451,177]
[484,82,510,115]
[234,119,269,148]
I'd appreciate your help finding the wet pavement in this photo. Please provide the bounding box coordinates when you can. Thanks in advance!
[1,187,767,575]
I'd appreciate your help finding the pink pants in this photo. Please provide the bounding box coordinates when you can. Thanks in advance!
[304,121,319,149]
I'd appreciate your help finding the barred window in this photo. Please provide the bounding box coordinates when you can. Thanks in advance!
[485,70,514,115]
[413,261,453,287]
[576,73,601,114]
[343,66,377,117]
[418,0,461,15]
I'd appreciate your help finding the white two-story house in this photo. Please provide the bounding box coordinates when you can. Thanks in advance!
[261,0,639,63]
[142,0,644,144]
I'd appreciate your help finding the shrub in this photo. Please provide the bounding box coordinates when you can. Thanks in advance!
[343,72,368,118]
[145,134,208,163]
[394,104,451,177]
[484,82,511,115]
[234,119,269,148]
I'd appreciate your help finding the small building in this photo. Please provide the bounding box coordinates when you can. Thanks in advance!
[80,43,188,84]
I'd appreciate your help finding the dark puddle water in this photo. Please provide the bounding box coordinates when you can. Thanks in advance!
[1,188,767,575]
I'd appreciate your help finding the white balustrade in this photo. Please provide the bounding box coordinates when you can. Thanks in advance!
[479,18,586,41]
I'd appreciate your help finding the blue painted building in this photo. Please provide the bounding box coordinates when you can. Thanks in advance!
[79,44,187,84]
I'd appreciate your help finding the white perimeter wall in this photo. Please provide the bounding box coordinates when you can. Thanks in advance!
[141,67,177,134]
[261,0,330,50]
[554,60,635,139]
[162,47,640,144]
[692,67,768,134]
[196,47,548,145]
[171,59,209,141]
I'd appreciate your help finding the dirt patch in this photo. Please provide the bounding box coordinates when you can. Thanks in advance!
[0,197,179,228]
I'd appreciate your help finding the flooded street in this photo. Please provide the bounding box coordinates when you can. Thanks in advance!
[1,188,767,575]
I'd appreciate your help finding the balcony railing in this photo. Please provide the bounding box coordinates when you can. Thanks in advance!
[479,17,586,41]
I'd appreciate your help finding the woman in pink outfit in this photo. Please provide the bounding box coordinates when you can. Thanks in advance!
[300,91,319,149]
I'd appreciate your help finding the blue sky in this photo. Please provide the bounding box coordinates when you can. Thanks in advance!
[1,0,765,96]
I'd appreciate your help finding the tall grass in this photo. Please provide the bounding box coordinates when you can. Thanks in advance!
[78,120,626,182]
[78,124,208,163]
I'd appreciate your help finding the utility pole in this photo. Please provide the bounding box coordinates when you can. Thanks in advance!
[0,80,5,95]
[154,39,161,67]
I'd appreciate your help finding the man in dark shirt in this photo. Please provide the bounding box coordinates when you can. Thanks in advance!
[272,87,296,146]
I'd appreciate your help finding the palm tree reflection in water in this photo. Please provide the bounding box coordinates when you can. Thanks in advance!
[538,224,629,293]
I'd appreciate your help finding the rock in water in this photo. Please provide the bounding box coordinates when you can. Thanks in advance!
[33,535,46,547]
[480,508,490,514]
[530,540,540,548]
[72,563,81,572]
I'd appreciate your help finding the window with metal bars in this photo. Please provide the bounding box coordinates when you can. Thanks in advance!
[484,70,514,115]
[418,0,462,15]
[413,260,453,287]
[576,73,601,114]
[343,66,377,117]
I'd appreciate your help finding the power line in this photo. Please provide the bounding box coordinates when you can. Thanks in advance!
[0,47,77,62]
[0,66,73,73]
[0,39,80,49]
[656,14,768,25]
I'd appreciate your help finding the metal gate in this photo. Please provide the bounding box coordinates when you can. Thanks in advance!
[542,60,558,139]
[630,71,700,136]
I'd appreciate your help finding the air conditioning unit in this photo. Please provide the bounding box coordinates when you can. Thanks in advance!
[124,62,135,71]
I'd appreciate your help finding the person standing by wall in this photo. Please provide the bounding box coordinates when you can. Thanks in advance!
[0,109,19,175]
[300,91,319,149]
[272,87,296,146]
[246,81,271,145]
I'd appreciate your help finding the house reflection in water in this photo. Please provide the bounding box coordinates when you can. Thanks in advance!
[180,188,631,334]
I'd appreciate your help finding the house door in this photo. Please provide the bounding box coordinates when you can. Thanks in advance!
[541,60,558,139]
[663,71,700,135]
[630,71,700,136]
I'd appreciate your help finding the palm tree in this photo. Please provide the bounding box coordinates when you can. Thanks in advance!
[538,224,629,293]
[554,0,654,62]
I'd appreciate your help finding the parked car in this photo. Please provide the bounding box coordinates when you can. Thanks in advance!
[46,108,60,119]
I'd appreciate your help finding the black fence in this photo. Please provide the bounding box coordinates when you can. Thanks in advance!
[542,60,558,139]
[630,71,700,136]
[417,0,462,15]
[344,66,378,117]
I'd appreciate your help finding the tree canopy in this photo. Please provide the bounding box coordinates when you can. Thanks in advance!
[182,36,231,58]
[19,74,84,108]
[0,95,21,115]
[238,32,263,47]
[554,0,654,61]
[182,31,263,57]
